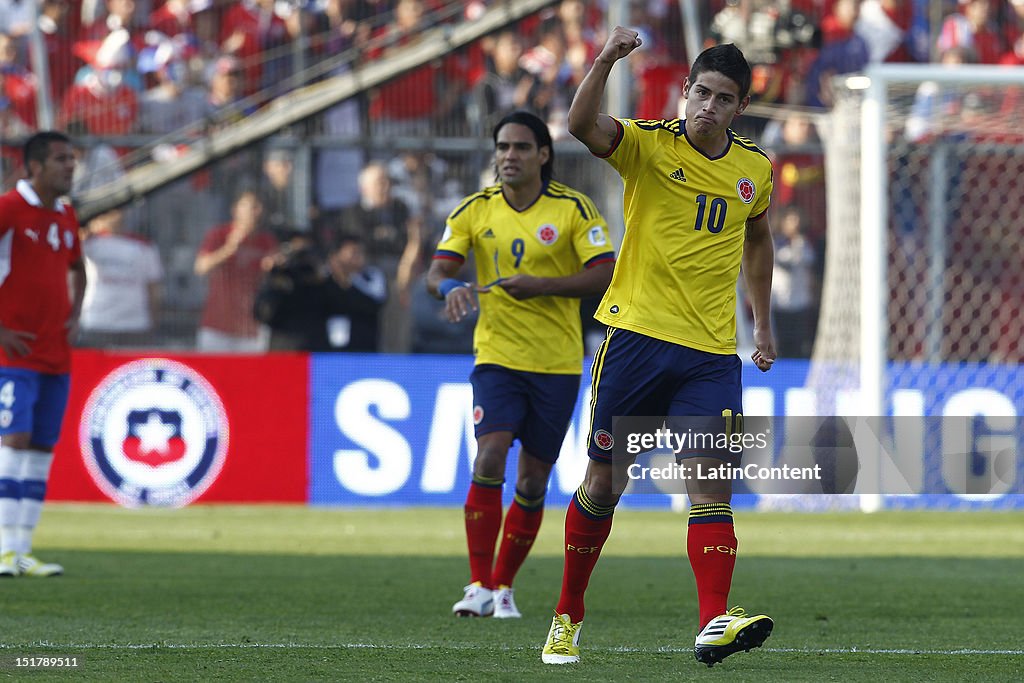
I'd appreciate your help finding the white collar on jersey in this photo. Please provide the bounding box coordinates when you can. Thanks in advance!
[16,179,67,213]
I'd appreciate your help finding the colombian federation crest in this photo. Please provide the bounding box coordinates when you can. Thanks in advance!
[536,224,559,245]
[80,359,229,508]
[736,177,756,204]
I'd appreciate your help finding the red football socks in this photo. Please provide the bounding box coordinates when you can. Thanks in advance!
[464,477,504,587]
[491,490,544,588]
[686,502,737,628]
[555,485,615,622]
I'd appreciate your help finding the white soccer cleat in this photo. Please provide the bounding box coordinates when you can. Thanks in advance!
[492,586,521,619]
[542,612,583,664]
[16,554,63,577]
[452,582,493,617]
[694,606,773,667]
[0,551,19,577]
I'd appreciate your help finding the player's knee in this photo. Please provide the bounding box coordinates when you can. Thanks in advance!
[1,433,31,450]
[686,478,731,504]
[685,460,732,502]
[515,474,548,499]
[472,446,508,479]
[582,463,618,506]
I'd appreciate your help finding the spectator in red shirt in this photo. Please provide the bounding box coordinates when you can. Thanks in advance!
[194,190,278,352]
[1000,0,1024,64]
[0,77,32,142]
[856,0,914,63]
[88,0,142,37]
[38,0,76,101]
[805,0,870,108]
[149,0,205,38]
[80,0,147,72]
[220,0,294,95]
[59,30,139,136]
[631,38,687,121]
[367,0,461,136]
[0,33,37,128]
[937,0,1006,64]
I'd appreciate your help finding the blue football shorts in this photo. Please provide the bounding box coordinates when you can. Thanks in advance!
[469,363,580,463]
[0,367,72,449]
[586,328,743,462]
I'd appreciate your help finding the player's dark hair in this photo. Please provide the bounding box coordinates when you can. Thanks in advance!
[233,187,263,206]
[690,43,752,101]
[333,233,366,253]
[493,110,554,183]
[23,131,71,173]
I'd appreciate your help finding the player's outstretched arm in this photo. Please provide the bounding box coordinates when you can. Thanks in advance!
[568,26,642,155]
[499,262,613,301]
[426,256,477,323]
[743,213,776,372]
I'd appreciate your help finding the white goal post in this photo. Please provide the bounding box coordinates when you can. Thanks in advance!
[808,64,1024,511]
[814,64,1024,412]
[856,63,1024,417]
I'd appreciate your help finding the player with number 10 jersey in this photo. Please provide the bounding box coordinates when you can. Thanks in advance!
[594,117,772,352]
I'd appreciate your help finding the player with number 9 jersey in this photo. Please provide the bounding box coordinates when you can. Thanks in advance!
[427,111,614,622]
[435,180,614,373]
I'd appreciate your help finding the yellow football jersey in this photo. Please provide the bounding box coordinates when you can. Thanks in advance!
[435,180,615,374]
[594,117,773,354]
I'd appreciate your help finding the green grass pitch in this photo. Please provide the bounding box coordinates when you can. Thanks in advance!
[2,505,1023,681]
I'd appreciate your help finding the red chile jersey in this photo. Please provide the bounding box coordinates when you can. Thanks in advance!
[0,180,82,374]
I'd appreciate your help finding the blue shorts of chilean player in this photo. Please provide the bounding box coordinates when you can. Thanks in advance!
[587,328,742,462]
[469,364,581,463]
[0,368,72,449]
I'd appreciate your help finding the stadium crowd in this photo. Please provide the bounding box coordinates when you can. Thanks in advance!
[1,0,1022,357]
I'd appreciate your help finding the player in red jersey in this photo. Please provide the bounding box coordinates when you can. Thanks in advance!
[0,131,86,577]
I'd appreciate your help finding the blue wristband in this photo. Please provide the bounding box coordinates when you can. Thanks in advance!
[439,278,469,298]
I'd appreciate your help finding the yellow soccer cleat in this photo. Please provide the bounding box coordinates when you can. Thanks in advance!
[541,613,583,664]
[16,554,63,577]
[694,606,773,667]
[0,551,19,577]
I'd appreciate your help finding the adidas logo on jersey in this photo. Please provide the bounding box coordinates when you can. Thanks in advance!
[669,168,687,182]
[482,228,496,238]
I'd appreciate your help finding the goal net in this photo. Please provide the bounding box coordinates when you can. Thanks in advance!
[805,65,1024,509]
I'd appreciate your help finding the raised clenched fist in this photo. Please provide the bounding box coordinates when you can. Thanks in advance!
[597,26,643,64]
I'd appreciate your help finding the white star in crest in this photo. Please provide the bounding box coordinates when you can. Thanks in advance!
[135,412,176,454]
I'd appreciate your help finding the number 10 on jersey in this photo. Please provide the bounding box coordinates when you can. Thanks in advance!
[694,195,727,234]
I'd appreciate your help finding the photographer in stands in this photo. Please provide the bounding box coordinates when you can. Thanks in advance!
[255,234,386,352]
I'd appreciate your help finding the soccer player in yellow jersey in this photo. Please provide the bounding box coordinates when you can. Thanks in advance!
[426,111,615,620]
[541,33,777,667]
